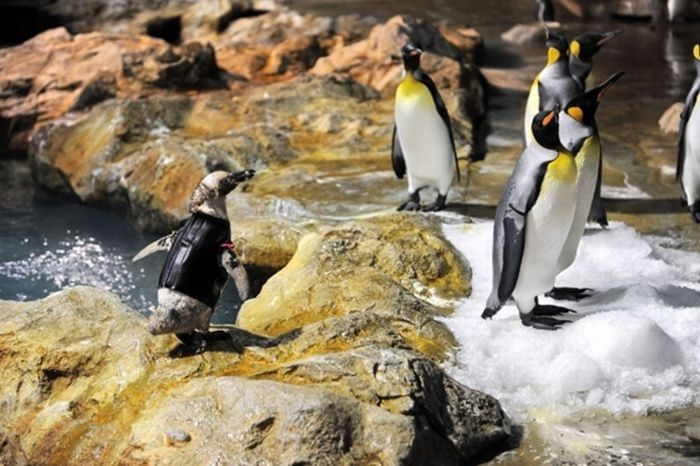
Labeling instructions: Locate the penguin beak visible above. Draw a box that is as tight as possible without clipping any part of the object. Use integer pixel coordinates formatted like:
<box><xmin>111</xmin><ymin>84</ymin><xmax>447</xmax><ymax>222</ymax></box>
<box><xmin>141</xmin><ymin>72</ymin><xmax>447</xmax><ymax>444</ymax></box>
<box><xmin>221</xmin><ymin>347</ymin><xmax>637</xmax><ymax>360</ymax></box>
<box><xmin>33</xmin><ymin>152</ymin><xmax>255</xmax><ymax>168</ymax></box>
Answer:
<box><xmin>408</xmin><ymin>48</ymin><xmax>422</xmax><ymax>57</ymax></box>
<box><xmin>542</xmin><ymin>111</ymin><xmax>556</xmax><ymax>127</ymax></box>
<box><xmin>595</xmin><ymin>71</ymin><xmax>625</xmax><ymax>103</ymax></box>
<box><xmin>597</xmin><ymin>29</ymin><xmax>623</xmax><ymax>47</ymax></box>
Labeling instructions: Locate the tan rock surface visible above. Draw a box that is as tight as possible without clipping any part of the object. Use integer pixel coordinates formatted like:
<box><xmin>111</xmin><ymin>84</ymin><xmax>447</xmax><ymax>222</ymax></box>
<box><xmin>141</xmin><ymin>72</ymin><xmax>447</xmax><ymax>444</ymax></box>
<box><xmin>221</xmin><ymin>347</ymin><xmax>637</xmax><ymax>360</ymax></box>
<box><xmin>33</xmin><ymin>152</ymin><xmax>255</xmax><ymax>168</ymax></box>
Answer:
<box><xmin>0</xmin><ymin>285</ymin><xmax>510</xmax><ymax>465</ymax></box>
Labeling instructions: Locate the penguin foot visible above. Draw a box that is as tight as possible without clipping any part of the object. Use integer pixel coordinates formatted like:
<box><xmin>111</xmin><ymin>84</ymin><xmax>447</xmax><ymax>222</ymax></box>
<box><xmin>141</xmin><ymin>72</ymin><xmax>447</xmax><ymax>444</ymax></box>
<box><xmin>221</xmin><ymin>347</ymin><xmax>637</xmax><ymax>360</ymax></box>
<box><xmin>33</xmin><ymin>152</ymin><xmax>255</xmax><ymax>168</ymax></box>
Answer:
<box><xmin>532</xmin><ymin>304</ymin><xmax>577</xmax><ymax>316</ymax></box>
<box><xmin>545</xmin><ymin>287</ymin><xmax>594</xmax><ymax>301</ymax></box>
<box><xmin>520</xmin><ymin>311</ymin><xmax>571</xmax><ymax>330</ymax></box>
<box><xmin>690</xmin><ymin>203</ymin><xmax>700</xmax><ymax>223</ymax></box>
<box><xmin>175</xmin><ymin>331</ymin><xmax>207</xmax><ymax>354</ymax></box>
<box><xmin>398</xmin><ymin>200</ymin><xmax>421</xmax><ymax>211</ymax></box>
<box><xmin>422</xmin><ymin>194</ymin><xmax>446</xmax><ymax>212</ymax></box>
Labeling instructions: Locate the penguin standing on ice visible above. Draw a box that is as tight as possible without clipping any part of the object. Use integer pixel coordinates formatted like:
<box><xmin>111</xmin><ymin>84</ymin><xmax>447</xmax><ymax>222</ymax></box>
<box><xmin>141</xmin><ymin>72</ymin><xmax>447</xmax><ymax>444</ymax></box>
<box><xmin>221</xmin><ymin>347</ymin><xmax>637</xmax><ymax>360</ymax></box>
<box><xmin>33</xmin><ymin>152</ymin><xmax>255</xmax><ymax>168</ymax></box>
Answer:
<box><xmin>483</xmin><ymin>107</ymin><xmax>592</xmax><ymax>329</ymax></box>
<box><xmin>568</xmin><ymin>30</ymin><xmax>623</xmax><ymax>227</ymax></box>
<box><xmin>524</xmin><ymin>30</ymin><xmax>580</xmax><ymax>146</ymax></box>
<box><xmin>548</xmin><ymin>73</ymin><xmax>625</xmax><ymax>301</ymax></box>
<box><xmin>133</xmin><ymin>169</ymin><xmax>255</xmax><ymax>350</ymax></box>
<box><xmin>392</xmin><ymin>43</ymin><xmax>460</xmax><ymax>212</ymax></box>
<box><xmin>677</xmin><ymin>44</ymin><xmax>700</xmax><ymax>222</ymax></box>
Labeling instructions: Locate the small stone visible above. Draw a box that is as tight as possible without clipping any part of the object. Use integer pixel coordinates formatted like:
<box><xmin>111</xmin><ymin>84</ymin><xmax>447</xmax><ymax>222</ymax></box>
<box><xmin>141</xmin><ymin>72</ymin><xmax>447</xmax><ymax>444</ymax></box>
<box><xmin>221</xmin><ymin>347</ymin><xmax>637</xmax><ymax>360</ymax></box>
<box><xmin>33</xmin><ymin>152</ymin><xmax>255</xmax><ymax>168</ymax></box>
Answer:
<box><xmin>165</xmin><ymin>429</ymin><xmax>192</xmax><ymax>446</ymax></box>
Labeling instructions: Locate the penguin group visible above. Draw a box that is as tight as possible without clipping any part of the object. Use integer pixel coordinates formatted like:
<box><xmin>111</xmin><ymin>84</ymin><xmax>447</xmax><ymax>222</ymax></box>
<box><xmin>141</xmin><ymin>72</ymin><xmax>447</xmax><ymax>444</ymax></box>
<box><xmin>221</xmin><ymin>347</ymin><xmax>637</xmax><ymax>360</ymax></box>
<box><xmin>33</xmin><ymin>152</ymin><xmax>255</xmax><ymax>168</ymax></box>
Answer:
<box><xmin>135</xmin><ymin>5</ymin><xmax>700</xmax><ymax>346</ymax></box>
<box><xmin>483</xmin><ymin>24</ymin><xmax>628</xmax><ymax>328</ymax></box>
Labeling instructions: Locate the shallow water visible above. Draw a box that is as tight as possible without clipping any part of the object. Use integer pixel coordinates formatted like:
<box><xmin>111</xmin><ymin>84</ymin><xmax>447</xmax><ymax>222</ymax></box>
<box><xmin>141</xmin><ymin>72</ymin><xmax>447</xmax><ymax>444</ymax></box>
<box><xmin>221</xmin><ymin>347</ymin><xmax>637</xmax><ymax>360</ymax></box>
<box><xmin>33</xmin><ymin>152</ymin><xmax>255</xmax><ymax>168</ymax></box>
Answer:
<box><xmin>0</xmin><ymin>161</ymin><xmax>241</xmax><ymax>323</ymax></box>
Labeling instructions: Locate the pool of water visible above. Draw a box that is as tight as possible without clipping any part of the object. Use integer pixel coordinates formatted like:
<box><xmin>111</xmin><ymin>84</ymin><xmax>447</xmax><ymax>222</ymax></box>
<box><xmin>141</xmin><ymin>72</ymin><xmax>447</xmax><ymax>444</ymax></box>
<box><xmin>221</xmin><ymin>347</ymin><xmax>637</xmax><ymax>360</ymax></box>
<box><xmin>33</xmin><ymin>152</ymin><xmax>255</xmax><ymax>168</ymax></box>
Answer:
<box><xmin>0</xmin><ymin>161</ymin><xmax>240</xmax><ymax>323</ymax></box>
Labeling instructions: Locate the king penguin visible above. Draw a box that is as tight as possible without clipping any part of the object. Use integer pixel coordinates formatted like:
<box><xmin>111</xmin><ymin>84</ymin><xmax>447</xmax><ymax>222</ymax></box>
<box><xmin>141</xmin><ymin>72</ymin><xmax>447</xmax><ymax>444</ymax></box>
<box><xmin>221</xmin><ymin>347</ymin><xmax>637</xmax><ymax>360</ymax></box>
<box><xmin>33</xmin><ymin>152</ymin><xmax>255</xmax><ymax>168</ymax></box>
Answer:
<box><xmin>677</xmin><ymin>44</ymin><xmax>700</xmax><ymax>222</ymax></box>
<box><xmin>536</xmin><ymin>0</ymin><xmax>555</xmax><ymax>22</ymax></box>
<box><xmin>483</xmin><ymin>108</ymin><xmax>592</xmax><ymax>329</ymax></box>
<box><xmin>524</xmin><ymin>30</ymin><xmax>580</xmax><ymax>146</ymax></box>
<box><xmin>393</xmin><ymin>43</ymin><xmax>460</xmax><ymax>212</ymax></box>
<box><xmin>546</xmin><ymin>72</ymin><xmax>625</xmax><ymax>301</ymax></box>
<box><xmin>568</xmin><ymin>30</ymin><xmax>623</xmax><ymax>227</ymax></box>
<box><xmin>133</xmin><ymin>169</ymin><xmax>255</xmax><ymax>351</ymax></box>
<box><xmin>569</xmin><ymin>30</ymin><xmax>623</xmax><ymax>91</ymax></box>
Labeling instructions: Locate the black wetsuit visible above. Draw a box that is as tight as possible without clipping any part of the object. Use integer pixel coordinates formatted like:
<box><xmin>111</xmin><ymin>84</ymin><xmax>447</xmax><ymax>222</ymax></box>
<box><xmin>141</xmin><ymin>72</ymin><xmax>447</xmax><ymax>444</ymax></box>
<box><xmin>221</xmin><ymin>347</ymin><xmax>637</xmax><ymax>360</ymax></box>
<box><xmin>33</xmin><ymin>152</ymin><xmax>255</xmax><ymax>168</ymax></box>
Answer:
<box><xmin>158</xmin><ymin>212</ymin><xmax>229</xmax><ymax>307</ymax></box>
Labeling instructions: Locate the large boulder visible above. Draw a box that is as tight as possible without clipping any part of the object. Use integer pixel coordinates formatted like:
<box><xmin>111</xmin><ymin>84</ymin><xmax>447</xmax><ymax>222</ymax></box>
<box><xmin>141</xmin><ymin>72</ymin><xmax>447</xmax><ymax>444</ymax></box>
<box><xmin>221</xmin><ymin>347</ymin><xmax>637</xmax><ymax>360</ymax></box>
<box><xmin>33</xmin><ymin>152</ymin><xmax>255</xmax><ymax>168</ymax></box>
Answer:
<box><xmin>0</xmin><ymin>28</ymin><xmax>221</xmax><ymax>157</ymax></box>
<box><xmin>0</xmin><ymin>284</ymin><xmax>510</xmax><ymax>465</ymax></box>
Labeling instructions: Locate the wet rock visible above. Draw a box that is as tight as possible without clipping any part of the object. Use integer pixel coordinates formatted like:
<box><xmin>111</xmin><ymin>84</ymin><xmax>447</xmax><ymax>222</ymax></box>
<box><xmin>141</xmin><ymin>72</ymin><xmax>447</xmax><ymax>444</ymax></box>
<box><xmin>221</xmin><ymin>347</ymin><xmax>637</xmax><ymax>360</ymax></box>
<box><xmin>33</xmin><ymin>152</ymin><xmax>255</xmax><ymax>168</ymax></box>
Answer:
<box><xmin>311</xmin><ymin>15</ymin><xmax>473</xmax><ymax>94</ymax></box>
<box><xmin>236</xmin><ymin>213</ymin><xmax>471</xmax><ymax>337</ymax></box>
<box><xmin>659</xmin><ymin>101</ymin><xmax>684</xmax><ymax>134</ymax></box>
<box><xmin>611</xmin><ymin>0</ymin><xmax>665</xmax><ymax>19</ymax></box>
<box><xmin>0</xmin><ymin>28</ymin><xmax>221</xmax><ymax>156</ymax></box>
<box><xmin>0</xmin><ymin>284</ymin><xmax>509</xmax><ymax>465</ymax></box>
<box><xmin>501</xmin><ymin>22</ymin><xmax>559</xmax><ymax>45</ymax></box>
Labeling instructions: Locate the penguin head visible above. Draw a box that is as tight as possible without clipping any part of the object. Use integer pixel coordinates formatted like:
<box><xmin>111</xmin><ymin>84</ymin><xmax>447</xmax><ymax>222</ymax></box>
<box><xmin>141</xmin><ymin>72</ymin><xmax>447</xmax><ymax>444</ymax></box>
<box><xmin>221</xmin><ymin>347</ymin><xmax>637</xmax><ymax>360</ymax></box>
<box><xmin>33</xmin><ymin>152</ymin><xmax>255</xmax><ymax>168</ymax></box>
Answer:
<box><xmin>531</xmin><ymin>107</ymin><xmax>562</xmax><ymax>150</ymax></box>
<box><xmin>544</xmin><ymin>29</ymin><xmax>569</xmax><ymax>65</ymax></box>
<box><xmin>563</xmin><ymin>71</ymin><xmax>625</xmax><ymax>127</ymax></box>
<box><xmin>570</xmin><ymin>30</ymin><xmax>623</xmax><ymax>63</ymax></box>
<box><xmin>401</xmin><ymin>43</ymin><xmax>422</xmax><ymax>72</ymax></box>
<box><xmin>559</xmin><ymin>72</ymin><xmax>624</xmax><ymax>152</ymax></box>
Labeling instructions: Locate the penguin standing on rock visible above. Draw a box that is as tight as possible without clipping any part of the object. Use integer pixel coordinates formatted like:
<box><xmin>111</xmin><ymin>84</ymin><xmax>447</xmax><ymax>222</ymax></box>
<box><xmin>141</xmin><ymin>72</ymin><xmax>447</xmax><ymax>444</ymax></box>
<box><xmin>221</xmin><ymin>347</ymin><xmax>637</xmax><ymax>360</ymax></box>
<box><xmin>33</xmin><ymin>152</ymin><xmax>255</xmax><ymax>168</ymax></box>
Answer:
<box><xmin>393</xmin><ymin>43</ymin><xmax>460</xmax><ymax>212</ymax></box>
<box><xmin>524</xmin><ymin>30</ymin><xmax>580</xmax><ymax>146</ymax></box>
<box><xmin>677</xmin><ymin>44</ymin><xmax>700</xmax><ymax>222</ymax></box>
<box><xmin>483</xmin><ymin>107</ymin><xmax>592</xmax><ymax>329</ymax></box>
<box><xmin>133</xmin><ymin>169</ymin><xmax>255</xmax><ymax>351</ymax></box>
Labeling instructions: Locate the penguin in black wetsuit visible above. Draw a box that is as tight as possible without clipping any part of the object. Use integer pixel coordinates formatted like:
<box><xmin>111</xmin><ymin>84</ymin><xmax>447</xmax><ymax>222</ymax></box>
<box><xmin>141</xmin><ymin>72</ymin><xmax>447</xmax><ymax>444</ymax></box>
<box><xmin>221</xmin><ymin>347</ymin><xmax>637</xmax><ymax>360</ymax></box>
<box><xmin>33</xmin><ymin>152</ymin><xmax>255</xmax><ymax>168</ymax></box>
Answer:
<box><xmin>133</xmin><ymin>169</ymin><xmax>254</xmax><ymax>350</ymax></box>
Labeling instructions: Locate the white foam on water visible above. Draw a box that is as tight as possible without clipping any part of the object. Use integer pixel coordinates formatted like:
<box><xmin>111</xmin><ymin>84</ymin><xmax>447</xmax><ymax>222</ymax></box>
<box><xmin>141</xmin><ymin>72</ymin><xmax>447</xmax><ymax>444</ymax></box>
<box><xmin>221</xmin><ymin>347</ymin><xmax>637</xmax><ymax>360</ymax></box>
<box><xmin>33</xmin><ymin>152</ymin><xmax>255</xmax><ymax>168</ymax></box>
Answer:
<box><xmin>442</xmin><ymin>221</ymin><xmax>700</xmax><ymax>421</ymax></box>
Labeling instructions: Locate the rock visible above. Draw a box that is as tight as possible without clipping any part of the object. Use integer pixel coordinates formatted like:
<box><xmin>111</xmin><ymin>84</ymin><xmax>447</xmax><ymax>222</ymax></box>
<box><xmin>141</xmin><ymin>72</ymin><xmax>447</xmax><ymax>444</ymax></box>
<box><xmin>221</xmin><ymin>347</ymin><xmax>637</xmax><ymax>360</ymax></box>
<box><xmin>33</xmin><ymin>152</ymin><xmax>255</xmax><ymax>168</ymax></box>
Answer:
<box><xmin>0</xmin><ymin>285</ymin><xmax>510</xmax><ymax>465</ymax></box>
<box><xmin>0</xmin><ymin>28</ymin><xmax>222</xmax><ymax>156</ymax></box>
<box><xmin>310</xmin><ymin>15</ymin><xmax>474</xmax><ymax>94</ymax></box>
<box><xmin>236</xmin><ymin>213</ymin><xmax>471</xmax><ymax>337</ymax></box>
<box><xmin>611</xmin><ymin>0</ymin><xmax>664</xmax><ymax>19</ymax></box>
<box><xmin>659</xmin><ymin>102</ymin><xmax>684</xmax><ymax>135</ymax></box>
<box><xmin>501</xmin><ymin>22</ymin><xmax>557</xmax><ymax>45</ymax></box>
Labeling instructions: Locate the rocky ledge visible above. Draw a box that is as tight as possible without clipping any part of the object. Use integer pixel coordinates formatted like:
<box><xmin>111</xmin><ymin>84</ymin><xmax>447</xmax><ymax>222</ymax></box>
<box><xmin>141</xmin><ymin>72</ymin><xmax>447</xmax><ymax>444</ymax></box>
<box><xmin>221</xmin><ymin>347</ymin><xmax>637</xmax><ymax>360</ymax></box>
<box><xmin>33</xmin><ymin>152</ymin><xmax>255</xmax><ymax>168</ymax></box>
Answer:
<box><xmin>0</xmin><ymin>212</ymin><xmax>511</xmax><ymax>465</ymax></box>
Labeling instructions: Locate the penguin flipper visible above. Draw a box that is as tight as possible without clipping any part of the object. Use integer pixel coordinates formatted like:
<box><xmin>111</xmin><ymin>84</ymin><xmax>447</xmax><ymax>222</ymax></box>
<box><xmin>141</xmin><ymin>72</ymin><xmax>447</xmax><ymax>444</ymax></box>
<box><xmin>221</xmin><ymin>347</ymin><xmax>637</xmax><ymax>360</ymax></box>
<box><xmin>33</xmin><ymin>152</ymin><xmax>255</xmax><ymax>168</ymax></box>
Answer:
<box><xmin>588</xmin><ymin>158</ymin><xmax>608</xmax><ymax>227</ymax></box>
<box><xmin>132</xmin><ymin>231</ymin><xmax>177</xmax><ymax>262</ymax></box>
<box><xmin>391</xmin><ymin>125</ymin><xmax>406</xmax><ymax>179</ymax></box>
<box><xmin>221</xmin><ymin>250</ymin><xmax>250</xmax><ymax>301</ymax></box>
<box><xmin>677</xmin><ymin>87</ymin><xmax>699</xmax><ymax>181</ymax></box>
<box><xmin>414</xmin><ymin>70</ymin><xmax>460</xmax><ymax>182</ymax></box>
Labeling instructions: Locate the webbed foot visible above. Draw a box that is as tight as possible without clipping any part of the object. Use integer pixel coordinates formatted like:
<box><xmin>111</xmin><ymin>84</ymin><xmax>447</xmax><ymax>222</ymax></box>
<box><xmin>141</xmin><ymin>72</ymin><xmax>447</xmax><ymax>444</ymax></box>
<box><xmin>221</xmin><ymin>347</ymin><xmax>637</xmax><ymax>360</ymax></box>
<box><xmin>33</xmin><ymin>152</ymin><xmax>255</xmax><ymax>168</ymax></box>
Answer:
<box><xmin>398</xmin><ymin>191</ymin><xmax>421</xmax><ymax>211</ymax></box>
<box><xmin>545</xmin><ymin>287</ymin><xmax>594</xmax><ymax>301</ymax></box>
<box><xmin>422</xmin><ymin>194</ymin><xmax>446</xmax><ymax>212</ymax></box>
<box><xmin>175</xmin><ymin>331</ymin><xmax>207</xmax><ymax>354</ymax></box>
<box><xmin>520</xmin><ymin>304</ymin><xmax>575</xmax><ymax>330</ymax></box>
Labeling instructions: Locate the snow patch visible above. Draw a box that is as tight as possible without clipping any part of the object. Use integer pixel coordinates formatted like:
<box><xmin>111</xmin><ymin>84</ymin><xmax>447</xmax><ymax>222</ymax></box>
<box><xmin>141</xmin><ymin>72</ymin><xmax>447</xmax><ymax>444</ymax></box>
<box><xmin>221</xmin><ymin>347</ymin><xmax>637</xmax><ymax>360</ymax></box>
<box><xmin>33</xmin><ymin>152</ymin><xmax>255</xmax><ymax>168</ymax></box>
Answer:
<box><xmin>442</xmin><ymin>221</ymin><xmax>700</xmax><ymax>420</ymax></box>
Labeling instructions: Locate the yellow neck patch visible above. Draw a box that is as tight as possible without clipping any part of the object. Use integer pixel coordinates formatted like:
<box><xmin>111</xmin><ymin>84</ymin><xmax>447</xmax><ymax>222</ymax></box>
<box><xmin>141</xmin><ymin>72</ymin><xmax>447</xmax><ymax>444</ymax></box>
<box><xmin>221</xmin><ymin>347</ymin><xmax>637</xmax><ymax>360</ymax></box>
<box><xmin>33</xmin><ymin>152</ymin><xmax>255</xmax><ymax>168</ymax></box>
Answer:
<box><xmin>547</xmin><ymin>47</ymin><xmax>561</xmax><ymax>65</ymax></box>
<box><xmin>570</xmin><ymin>41</ymin><xmax>581</xmax><ymax>59</ymax></box>
<box><xmin>694</xmin><ymin>44</ymin><xmax>700</xmax><ymax>60</ymax></box>
<box><xmin>397</xmin><ymin>74</ymin><xmax>427</xmax><ymax>100</ymax></box>
<box><xmin>547</xmin><ymin>152</ymin><xmax>576</xmax><ymax>183</ymax></box>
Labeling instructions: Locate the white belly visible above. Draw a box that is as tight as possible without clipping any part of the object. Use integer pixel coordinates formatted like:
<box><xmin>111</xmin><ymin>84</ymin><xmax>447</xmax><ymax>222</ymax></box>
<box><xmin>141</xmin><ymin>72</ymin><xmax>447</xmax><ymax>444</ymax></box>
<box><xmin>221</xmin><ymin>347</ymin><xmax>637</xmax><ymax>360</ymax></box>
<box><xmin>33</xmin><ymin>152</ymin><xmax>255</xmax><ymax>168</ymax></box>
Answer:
<box><xmin>682</xmin><ymin>104</ymin><xmax>700</xmax><ymax>205</ymax></box>
<box><xmin>395</xmin><ymin>99</ymin><xmax>455</xmax><ymax>194</ymax></box>
<box><xmin>557</xmin><ymin>136</ymin><xmax>600</xmax><ymax>273</ymax></box>
<box><xmin>513</xmin><ymin>169</ymin><xmax>577</xmax><ymax>313</ymax></box>
<box><xmin>524</xmin><ymin>78</ymin><xmax>539</xmax><ymax>146</ymax></box>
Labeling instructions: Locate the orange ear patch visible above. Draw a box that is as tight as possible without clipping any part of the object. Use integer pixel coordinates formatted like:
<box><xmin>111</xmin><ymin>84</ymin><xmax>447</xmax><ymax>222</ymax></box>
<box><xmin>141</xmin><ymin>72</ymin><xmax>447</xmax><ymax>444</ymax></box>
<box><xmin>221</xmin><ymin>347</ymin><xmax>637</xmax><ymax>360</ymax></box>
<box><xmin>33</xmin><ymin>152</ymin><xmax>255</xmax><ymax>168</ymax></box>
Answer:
<box><xmin>570</xmin><ymin>41</ymin><xmax>581</xmax><ymax>58</ymax></box>
<box><xmin>542</xmin><ymin>111</ymin><xmax>555</xmax><ymax>126</ymax></box>
<box><xmin>567</xmin><ymin>106</ymin><xmax>584</xmax><ymax>122</ymax></box>
<box><xmin>694</xmin><ymin>44</ymin><xmax>700</xmax><ymax>60</ymax></box>
<box><xmin>547</xmin><ymin>47</ymin><xmax>561</xmax><ymax>65</ymax></box>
